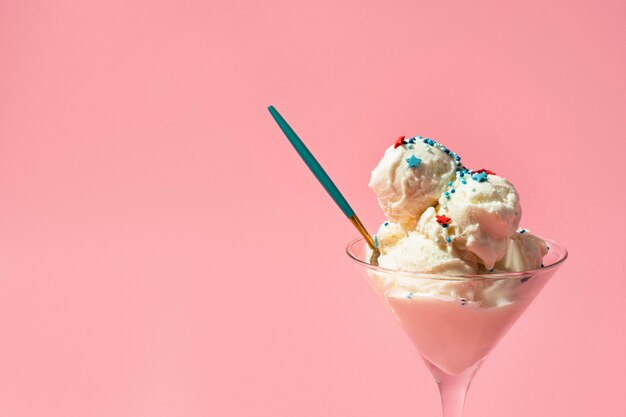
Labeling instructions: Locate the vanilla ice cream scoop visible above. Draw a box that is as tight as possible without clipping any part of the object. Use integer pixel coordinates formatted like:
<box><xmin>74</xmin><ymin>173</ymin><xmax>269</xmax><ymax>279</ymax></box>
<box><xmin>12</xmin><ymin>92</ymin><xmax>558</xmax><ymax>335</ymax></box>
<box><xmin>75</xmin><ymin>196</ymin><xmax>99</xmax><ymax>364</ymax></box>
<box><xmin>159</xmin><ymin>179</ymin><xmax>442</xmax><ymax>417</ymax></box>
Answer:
<box><xmin>494</xmin><ymin>230</ymin><xmax>548</xmax><ymax>272</ymax></box>
<box><xmin>433</xmin><ymin>171</ymin><xmax>521</xmax><ymax>269</ymax></box>
<box><xmin>369</xmin><ymin>137</ymin><xmax>459</xmax><ymax>226</ymax></box>
<box><xmin>376</xmin><ymin>221</ymin><xmax>478</xmax><ymax>275</ymax></box>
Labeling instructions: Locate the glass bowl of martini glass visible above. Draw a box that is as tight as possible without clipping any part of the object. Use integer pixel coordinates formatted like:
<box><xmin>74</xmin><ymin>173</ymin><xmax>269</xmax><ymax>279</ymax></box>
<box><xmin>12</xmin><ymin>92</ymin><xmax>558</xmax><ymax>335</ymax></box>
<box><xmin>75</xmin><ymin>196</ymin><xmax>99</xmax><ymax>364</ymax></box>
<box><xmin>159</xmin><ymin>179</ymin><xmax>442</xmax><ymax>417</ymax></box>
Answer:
<box><xmin>347</xmin><ymin>236</ymin><xmax>567</xmax><ymax>417</ymax></box>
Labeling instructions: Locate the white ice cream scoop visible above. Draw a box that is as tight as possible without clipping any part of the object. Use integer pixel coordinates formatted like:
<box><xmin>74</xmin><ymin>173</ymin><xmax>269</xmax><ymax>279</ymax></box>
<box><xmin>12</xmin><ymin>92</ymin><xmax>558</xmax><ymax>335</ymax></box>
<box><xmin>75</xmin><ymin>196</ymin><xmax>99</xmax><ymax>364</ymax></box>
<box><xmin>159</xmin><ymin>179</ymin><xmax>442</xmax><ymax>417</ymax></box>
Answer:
<box><xmin>435</xmin><ymin>171</ymin><xmax>521</xmax><ymax>269</ymax></box>
<box><xmin>369</xmin><ymin>136</ymin><xmax>460</xmax><ymax>226</ymax></box>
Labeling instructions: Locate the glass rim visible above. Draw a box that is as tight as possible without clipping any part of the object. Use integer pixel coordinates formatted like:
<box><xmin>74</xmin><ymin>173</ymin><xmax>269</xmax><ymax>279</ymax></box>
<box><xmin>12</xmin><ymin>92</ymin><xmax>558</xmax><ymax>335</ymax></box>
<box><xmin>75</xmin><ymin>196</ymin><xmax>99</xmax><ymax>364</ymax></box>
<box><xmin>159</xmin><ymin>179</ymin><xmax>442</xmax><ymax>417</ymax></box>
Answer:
<box><xmin>345</xmin><ymin>235</ymin><xmax>568</xmax><ymax>281</ymax></box>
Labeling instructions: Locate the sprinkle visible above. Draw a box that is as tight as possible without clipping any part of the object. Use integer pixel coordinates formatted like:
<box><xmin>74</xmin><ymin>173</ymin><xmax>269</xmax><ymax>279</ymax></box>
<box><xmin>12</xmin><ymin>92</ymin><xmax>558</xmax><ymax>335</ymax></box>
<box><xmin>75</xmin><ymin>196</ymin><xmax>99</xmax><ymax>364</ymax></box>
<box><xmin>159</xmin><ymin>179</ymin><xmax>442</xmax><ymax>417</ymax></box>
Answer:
<box><xmin>374</xmin><ymin>235</ymin><xmax>379</xmax><ymax>248</ymax></box>
<box><xmin>406</xmin><ymin>155</ymin><xmax>422</xmax><ymax>168</ymax></box>
<box><xmin>408</xmin><ymin>137</ymin><xmax>416</xmax><ymax>144</ymax></box>
<box><xmin>393</xmin><ymin>135</ymin><xmax>406</xmax><ymax>149</ymax></box>
<box><xmin>384</xmin><ymin>221</ymin><xmax>389</xmax><ymax>226</ymax></box>
<box><xmin>547</xmin><ymin>245</ymin><xmax>550</xmax><ymax>251</ymax></box>
<box><xmin>461</xmin><ymin>179</ymin><xmax>467</xmax><ymax>184</ymax></box>
<box><xmin>448</xmin><ymin>182</ymin><xmax>453</xmax><ymax>186</ymax></box>
<box><xmin>450</xmin><ymin>189</ymin><xmax>455</xmax><ymax>193</ymax></box>
<box><xmin>436</xmin><ymin>214</ymin><xmax>452</xmax><ymax>226</ymax></box>
<box><xmin>519</xmin><ymin>229</ymin><xmax>526</xmax><ymax>234</ymax></box>
<box><xmin>455</xmin><ymin>155</ymin><xmax>461</xmax><ymax>161</ymax></box>
<box><xmin>460</xmin><ymin>298</ymin><xmax>467</xmax><ymax>306</ymax></box>
<box><xmin>489</xmin><ymin>268</ymin><xmax>494</xmax><ymax>272</ymax></box>
<box><xmin>407</xmin><ymin>292</ymin><xmax>413</xmax><ymax>299</ymax></box>
<box><xmin>472</xmin><ymin>172</ymin><xmax>488</xmax><ymax>182</ymax></box>
<box><xmin>446</xmin><ymin>237</ymin><xmax>452</xmax><ymax>243</ymax></box>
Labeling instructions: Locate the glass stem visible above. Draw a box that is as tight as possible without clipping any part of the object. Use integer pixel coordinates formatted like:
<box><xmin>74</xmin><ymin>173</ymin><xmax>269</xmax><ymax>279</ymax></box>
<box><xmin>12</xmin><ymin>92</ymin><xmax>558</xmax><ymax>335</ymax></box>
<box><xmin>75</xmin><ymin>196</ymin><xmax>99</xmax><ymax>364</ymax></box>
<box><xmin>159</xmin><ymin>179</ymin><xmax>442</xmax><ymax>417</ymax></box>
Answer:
<box><xmin>425</xmin><ymin>361</ymin><xmax>480</xmax><ymax>417</ymax></box>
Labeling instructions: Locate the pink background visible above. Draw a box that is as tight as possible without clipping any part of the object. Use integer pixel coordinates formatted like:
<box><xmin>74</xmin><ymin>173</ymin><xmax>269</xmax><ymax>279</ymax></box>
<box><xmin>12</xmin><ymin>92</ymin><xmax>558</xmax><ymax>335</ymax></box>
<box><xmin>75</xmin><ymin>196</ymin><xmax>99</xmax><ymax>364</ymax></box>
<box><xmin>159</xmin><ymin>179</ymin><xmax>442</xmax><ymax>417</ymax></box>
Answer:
<box><xmin>1</xmin><ymin>1</ymin><xmax>624</xmax><ymax>416</ymax></box>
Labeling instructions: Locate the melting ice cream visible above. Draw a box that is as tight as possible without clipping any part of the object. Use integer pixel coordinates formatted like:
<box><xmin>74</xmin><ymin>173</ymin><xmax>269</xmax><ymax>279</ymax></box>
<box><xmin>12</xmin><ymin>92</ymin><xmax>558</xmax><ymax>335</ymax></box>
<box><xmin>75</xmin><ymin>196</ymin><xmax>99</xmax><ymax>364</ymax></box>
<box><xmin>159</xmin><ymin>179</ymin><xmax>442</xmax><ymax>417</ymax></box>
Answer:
<box><xmin>369</xmin><ymin>135</ymin><xmax>547</xmax><ymax>277</ymax></box>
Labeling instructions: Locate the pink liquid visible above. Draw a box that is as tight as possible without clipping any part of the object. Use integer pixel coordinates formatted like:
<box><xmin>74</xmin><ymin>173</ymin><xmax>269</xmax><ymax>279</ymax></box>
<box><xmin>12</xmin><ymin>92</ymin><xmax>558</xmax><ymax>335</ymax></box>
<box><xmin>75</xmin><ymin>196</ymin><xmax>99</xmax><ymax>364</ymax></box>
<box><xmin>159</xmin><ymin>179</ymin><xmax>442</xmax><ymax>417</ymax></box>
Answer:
<box><xmin>385</xmin><ymin>294</ymin><xmax>531</xmax><ymax>374</ymax></box>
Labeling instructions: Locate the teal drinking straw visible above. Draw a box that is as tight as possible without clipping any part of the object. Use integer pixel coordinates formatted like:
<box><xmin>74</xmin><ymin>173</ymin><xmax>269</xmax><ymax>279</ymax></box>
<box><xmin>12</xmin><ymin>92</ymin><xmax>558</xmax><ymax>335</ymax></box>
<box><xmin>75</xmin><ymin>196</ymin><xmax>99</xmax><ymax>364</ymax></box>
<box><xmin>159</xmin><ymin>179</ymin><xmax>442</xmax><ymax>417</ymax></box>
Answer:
<box><xmin>268</xmin><ymin>105</ymin><xmax>377</xmax><ymax>250</ymax></box>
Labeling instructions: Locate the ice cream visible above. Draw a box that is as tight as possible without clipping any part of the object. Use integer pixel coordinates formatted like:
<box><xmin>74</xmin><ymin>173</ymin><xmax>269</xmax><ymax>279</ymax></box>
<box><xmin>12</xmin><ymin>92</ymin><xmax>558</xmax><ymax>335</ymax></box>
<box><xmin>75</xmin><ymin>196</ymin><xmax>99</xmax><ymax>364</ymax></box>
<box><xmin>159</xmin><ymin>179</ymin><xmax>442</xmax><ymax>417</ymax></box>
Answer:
<box><xmin>432</xmin><ymin>173</ymin><xmax>521</xmax><ymax>270</ymax></box>
<box><xmin>494</xmin><ymin>230</ymin><xmax>548</xmax><ymax>272</ymax></box>
<box><xmin>369</xmin><ymin>136</ymin><xmax>459</xmax><ymax>226</ymax></box>
<box><xmin>361</xmin><ymin>135</ymin><xmax>558</xmax><ymax>376</ymax></box>
<box><xmin>376</xmin><ymin>226</ymin><xmax>477</xmax><ymax>275</ymax></box>
<box><xmin>370</xmin><ymin>136</ymin><xmax>546</xmax><ymax>277</ymax></box>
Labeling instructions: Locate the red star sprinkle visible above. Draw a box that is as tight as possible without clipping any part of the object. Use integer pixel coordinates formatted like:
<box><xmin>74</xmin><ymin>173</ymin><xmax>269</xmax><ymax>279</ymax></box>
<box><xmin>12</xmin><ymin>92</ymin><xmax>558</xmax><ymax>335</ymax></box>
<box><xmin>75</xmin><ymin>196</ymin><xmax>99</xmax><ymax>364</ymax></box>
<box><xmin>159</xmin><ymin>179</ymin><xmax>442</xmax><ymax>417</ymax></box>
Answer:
<box><xmin>436</xmin><ymin>215</ymin><xmax>452</xmax><ymax>225</ymax></box>
<box><xmin>474</xmin><ymin>169</ymin><xmax>496</xmax><ymax>175</ymax></box>
<box><xmin>393</xmin><ymin>135</ymin><xmax>406</xmax><ymax>149</ymax></box>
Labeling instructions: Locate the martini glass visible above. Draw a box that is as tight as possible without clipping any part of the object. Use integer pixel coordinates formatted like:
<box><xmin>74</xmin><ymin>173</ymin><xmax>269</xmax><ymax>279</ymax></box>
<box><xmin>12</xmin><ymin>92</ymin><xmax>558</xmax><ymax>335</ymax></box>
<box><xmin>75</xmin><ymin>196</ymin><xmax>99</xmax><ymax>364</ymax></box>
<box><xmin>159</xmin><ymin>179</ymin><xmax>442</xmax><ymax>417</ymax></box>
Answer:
<box><xmin>347</xmin><ymin>237</ymin><xmax>567</xmax><ymax>417</ymax></box>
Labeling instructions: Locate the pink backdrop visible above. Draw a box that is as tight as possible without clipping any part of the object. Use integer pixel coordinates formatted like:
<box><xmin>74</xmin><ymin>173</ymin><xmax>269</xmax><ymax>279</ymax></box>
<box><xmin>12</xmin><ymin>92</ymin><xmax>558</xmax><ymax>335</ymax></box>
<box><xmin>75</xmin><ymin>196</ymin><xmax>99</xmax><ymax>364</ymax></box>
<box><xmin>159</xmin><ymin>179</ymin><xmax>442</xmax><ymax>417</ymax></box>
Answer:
<box><xmin>1</xmin><ymin>1</ymin><xmax>624</xmax><ymax>416</ymax></box>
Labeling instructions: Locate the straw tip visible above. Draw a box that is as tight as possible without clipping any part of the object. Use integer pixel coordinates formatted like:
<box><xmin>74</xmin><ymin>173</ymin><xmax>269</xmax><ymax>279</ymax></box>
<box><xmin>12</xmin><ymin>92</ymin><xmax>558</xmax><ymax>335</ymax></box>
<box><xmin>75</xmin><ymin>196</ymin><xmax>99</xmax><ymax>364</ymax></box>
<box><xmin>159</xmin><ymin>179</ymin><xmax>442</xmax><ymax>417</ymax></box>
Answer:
<box><xmin>267</xmin><ymin>105</ymin><xmax>276</xmax><ymax>112</ymax></box>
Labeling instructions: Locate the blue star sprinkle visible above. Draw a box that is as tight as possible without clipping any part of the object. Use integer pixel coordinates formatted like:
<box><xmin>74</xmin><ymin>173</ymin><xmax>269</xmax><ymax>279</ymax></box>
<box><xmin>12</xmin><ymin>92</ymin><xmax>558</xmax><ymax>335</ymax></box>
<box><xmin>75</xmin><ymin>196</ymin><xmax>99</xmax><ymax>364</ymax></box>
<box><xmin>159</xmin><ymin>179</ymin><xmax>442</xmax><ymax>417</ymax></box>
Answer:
<box><xmin>472</xmin><ymin>172</ymin><xmax>488</xmax><ymax>182</ymax></box>
<box><xmin>406</xmin><ymin>155</ymin><xmax>422</xmax><ymax>168</ymax></box>
<box><xmin>374</xmin><ymin>235</ymin><xmax>379</xmax><ymax>248</ymax></box>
